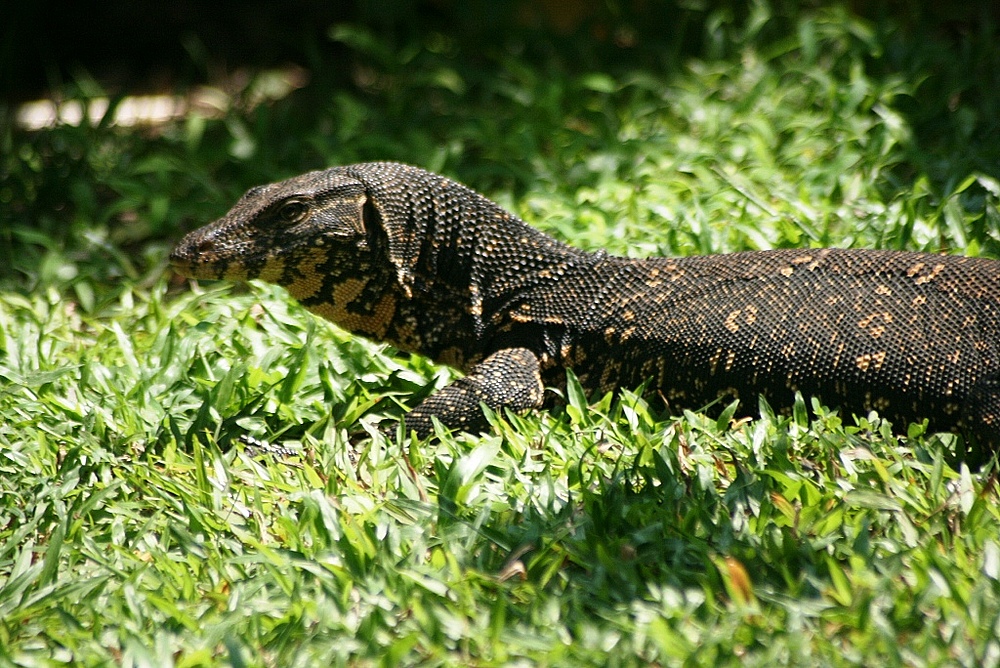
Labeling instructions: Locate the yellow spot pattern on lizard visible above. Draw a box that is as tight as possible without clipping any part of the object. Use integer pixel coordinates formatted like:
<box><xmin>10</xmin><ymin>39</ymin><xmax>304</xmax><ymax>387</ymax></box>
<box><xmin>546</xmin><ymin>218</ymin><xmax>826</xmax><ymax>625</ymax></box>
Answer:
<box><xmin>307</xmin><ymin>278</ymin><xmax>398</xmax><ymax>340</ymax></box>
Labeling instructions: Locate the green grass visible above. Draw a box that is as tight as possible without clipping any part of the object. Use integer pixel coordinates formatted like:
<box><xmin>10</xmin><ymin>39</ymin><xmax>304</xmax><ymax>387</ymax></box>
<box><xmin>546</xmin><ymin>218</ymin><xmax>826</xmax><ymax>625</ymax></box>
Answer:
<box><xmin>3</xmin><ymin>3</ymin><xmax>1000</xmax><ymax>666</ymax></box>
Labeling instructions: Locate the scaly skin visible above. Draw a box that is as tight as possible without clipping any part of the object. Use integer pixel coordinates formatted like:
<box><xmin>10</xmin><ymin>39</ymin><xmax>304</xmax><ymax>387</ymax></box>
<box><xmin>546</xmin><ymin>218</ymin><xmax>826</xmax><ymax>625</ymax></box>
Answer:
<box><xmin>171</xmin><ymin>162</ymin><xmax>1000</xmax><ymax>450</ymax></box>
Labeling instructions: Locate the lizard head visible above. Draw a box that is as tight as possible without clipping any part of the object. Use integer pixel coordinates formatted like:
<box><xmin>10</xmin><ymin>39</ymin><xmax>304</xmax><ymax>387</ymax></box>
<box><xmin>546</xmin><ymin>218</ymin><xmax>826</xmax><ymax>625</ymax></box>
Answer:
<box><xmin>172</xmin><ymin>162</ymin><xmax>489</xmax><ymax>300</ymax></box>
<box><xmin>171</xmin><ymin>162</ymin><xmax>500</xmax><ymax>342</ymax></box>
<box><xmin>169</xmin><ymin>168</ymin><xmax>374</xmax><ymax>285</ymax></box>
<box><xmin>170</xmin><ymin>164</ymin><xmax>434</xmax><ymax>340</ymax></box>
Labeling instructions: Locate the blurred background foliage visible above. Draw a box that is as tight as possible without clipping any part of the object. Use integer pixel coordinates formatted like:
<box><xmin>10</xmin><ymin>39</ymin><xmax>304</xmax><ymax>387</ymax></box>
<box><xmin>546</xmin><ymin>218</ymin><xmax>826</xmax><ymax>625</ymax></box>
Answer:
<box><xmin>2</xmin><ymin>0</ymin><xmax>999</xmax><ymax>302</ymax></box>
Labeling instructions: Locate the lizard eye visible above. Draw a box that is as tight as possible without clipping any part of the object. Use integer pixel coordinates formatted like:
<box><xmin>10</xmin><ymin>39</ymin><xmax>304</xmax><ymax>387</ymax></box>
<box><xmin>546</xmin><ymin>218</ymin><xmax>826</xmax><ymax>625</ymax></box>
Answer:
<box><xmin>277</xmin><ymin>199</ymin><xmax>310</xmax><ymax>224</ymax></box>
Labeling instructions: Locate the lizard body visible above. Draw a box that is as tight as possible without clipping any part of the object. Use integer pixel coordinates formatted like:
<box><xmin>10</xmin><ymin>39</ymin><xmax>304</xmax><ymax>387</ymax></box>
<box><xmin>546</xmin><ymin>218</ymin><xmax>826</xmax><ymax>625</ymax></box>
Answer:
<box><xmin>170</xmin><ymin>162</ymin><xmax>1000</xmax><ymax>449</ymax></box>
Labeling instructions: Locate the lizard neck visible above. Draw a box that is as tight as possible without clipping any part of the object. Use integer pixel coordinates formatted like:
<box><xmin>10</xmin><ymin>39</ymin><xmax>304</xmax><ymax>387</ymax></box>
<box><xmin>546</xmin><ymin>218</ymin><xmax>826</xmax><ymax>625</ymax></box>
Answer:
<box><xmin>283</xmin><ymin>243</ymin><xmax>406</xmax><ymax>344</ymax></box>
<box><xmin>406</xmin><ymin>202</ymin><xmax>589</xmax><ymax>364</ymax></box>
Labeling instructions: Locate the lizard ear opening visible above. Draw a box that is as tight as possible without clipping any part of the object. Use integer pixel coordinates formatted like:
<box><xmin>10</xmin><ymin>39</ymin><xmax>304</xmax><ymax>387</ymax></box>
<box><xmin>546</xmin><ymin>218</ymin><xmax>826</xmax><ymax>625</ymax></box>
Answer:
<box><xmin>361</xmin><ymin>196</ymin><xmax>380</xmax><ymax>233</ymax></box>
<box><xmin>361</xmin><ymin>192</ymin><xmax>415</xmax><ymax>298</ymax></box>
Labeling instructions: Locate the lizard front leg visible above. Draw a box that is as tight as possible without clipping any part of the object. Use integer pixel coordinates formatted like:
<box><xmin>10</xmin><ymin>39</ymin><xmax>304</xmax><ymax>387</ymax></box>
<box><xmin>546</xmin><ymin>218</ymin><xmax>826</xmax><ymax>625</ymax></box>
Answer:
<box><xmin>402</xmin><ymin>347</ymin><xmax>545</xmax><ymax>438</ymax></box>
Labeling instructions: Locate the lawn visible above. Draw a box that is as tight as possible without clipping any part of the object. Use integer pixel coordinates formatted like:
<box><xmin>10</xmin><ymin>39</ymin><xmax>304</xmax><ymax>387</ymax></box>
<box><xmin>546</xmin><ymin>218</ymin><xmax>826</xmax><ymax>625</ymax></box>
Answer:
<box><xmin>2</xmin><ymin>2</ymin><xmax>1000</xmax><ymax>666</ymax></box>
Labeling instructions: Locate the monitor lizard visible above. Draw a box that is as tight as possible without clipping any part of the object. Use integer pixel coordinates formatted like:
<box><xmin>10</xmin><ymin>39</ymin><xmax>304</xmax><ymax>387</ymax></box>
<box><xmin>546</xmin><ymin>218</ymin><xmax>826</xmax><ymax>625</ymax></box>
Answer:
<box><xmin>170</xmin><ymin>162</ymin><xmax>1000</xmax><ymax>451</ymax></box>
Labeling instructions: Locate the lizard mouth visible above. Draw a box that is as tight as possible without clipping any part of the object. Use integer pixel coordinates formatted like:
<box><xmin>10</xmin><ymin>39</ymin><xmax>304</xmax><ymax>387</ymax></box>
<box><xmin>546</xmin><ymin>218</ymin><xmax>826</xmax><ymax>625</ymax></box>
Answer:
<box><xmin>169</xmin><ymin>235</ymin><xmax>216</xmax><ymax>279</ymax></box>
<box><xmin>171</xmin><ymin>231</ymin><xmax>314</xmax><ymax>283</ymax></box>
<box><xmin>169</xmin><ymin>234</ymin><xmax>251</xmax><ymax>281</ymax></box>
<box><xmin>168</xmin><ymin>246</ymin><xmax>200</xmax><ymax>277</ymax></box>
<box><xmin>169</xmin><ymin>253</ymin><xmax>228</xmax><ymax>281</ymax></box>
